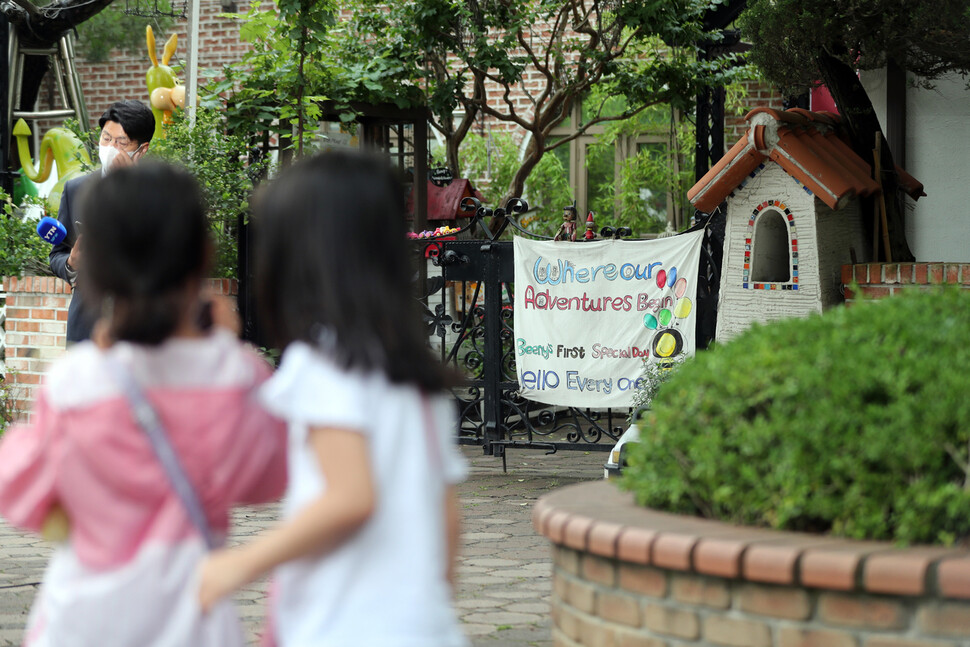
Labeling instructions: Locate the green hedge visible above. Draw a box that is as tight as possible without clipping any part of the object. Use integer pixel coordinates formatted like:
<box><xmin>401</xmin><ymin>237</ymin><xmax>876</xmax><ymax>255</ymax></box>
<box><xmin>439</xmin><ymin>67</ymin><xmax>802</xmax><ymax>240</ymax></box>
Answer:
<box><xmin>0</xmin><ymin>193</ymin><xmax>50</xmax><ymax>277</ymax></box>
<box><xmin>621</xmin><ymin>288</ymin><xmax>970</xmax><ymax>545</ymax></box>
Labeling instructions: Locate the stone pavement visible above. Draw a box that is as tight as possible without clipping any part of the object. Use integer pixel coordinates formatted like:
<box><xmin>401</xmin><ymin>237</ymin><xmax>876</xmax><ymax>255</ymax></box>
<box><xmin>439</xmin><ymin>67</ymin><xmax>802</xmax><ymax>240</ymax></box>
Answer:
<box><xmin>0</xmin><ymin>445</ymin><xmax>606</xmax><ymax>646</ymax></box>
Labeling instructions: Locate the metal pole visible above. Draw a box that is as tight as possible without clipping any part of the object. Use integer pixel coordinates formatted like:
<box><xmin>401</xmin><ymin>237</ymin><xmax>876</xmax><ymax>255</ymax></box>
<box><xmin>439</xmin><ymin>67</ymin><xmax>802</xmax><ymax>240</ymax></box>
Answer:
<box><xmin>184</xmin><ymin>0</ymin><xmax>201</xmax><ymax>126</ymax></box>
<box><xmin>1</xmin><ymin>15</ymin><xmax>11</xmax><ymax>196</ymax></box>
<box><xmin>694</xmin><ymin>85</ymin><xmax>710</xmax><ymax>182</ymax></box>
<box><xmin>481</xmin><ymin>243</ymin><xmax>504</xmax><ymax>459</ymax></box>
<box><xmin>711</xmin><ymin>85</ymin><xmax>725</xmax><ymax>167</ymax></box>
<box><xmin>62</xmin><ymin>34</ymin><xmax>89</xmax><ymax>128</ymax></box>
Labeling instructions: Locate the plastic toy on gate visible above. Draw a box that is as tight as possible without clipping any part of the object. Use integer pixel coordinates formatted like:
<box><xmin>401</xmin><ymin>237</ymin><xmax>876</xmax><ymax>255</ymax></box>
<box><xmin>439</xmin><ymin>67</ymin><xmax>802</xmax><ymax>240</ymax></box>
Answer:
<box><xmin>12</xmin><ymin>118</ymin><xmax>92</xmax><ymax>216</ymax></box>
<box><xmin>145</xmin><ymin>26</ymin><xmax>186</xmax><ymax>139</ymax></box>
<box><xmin>554</xmin><ymin>204</ymin><xmax>578</xmax><ymax>241</ymax></box>
<box><xmin>583</xmin><ymin>211</ymin><xmax>596</xmax><ymax>240</ymax></box>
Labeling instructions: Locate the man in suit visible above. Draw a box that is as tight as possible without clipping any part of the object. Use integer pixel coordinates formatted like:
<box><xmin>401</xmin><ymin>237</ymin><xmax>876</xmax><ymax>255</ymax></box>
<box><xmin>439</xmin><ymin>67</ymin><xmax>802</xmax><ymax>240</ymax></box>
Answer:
<box><xmin>49</xmin><ymin>100</ymin><xmax>155</xmax><ymax>344</ymax></box>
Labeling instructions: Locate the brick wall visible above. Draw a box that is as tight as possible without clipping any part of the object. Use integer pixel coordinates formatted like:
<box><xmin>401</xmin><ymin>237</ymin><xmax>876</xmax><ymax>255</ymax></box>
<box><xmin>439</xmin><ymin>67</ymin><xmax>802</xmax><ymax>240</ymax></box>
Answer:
<box><xmin>842</xmin><ymin>263</ymin><xmax>970</xmax><ymax>304</ymax></box>
<box><xmin>535</xmin><ymin>481</ymin><xmax>970</xmax><ymax>647</ymax></box>
<box><xmin>0</xmin><ymin>276</ymin><xmax>237</xmax><ymax>423</ymax></box>
<box><xmin>725</xmin><ymin>80</ymin><xmax>786</xmax><ymax>151</ymax></box>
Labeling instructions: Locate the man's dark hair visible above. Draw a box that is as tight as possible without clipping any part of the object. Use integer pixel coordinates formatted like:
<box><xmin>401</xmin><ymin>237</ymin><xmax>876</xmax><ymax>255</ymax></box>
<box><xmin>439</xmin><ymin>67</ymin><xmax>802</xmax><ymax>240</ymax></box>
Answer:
<box><xmin>78</xmin><ymin>161</ymin><xmax>208</xmax><ymax>344</ymax></box>
<box><xmin>98</xmin><ymin>100</ymin><xmax>155</xmax><ymax>145</ymax></box>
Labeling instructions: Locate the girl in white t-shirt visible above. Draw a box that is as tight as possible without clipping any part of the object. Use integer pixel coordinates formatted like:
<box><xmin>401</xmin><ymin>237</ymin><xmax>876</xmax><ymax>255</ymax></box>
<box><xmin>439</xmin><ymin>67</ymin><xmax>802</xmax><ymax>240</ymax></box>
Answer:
<box><xmin>199</xmin><ymin>151</ymin><xmax>469</xmax><ymax>647</ymax></box>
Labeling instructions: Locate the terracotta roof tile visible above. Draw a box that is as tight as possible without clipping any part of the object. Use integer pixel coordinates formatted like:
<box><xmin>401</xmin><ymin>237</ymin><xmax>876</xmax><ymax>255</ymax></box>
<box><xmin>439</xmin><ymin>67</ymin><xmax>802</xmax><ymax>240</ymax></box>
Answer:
<box><xmin>773</xmin><ymin>128</ymin><xmax>859</xmax><ymax>207</ymax></box>
<box><xmin>689</xmin><ymin>107</ymin><xmax>922</xmax><ymax>213</ymax></box>
<box><xmin>744</xmin><ymin>106</ymin><xmax>808</xmax><ymax>125</ymax></box>
<box><xmin>804</xmin><ymin>129</ymin><xmax>878</xmax><ymax>198</ymax></box>
<box><xmin>895</xmin><ymin>165</ymin><xmax>927</xmax><ymax>200</ymax></box>
<box><xmin>687</xmin><ymin>135</ymin><xmax>767</xmax><ymax>213</ymax></box>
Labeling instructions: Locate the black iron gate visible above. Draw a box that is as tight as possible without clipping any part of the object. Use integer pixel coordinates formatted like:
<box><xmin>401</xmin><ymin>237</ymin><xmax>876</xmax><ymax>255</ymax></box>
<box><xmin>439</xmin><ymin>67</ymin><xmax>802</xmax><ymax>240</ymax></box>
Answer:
<box><xmin>414</xmin><ymin>198</ymin><xmax>724</xmax><ymax>468</ymax></box>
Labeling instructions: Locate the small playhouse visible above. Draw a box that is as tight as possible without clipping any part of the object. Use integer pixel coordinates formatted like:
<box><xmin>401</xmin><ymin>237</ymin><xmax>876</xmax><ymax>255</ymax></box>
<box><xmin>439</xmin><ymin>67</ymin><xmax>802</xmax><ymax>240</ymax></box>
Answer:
<box><xmin>407</xmin><ymin>178</ymin><xmax>485</xmax><ymax>231</ymax></box>
<box><xmin>687</xmin><ymin>107</ymin><xmax>924</xmax><ymax>343</ymax></box>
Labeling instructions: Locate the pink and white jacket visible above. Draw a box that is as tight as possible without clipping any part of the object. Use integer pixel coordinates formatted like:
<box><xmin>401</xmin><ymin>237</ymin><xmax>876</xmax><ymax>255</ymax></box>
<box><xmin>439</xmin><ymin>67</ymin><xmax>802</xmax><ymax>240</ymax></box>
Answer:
<box><xmin>0</xmin><ymin>330</ymin><xmax>287</xmax><ymax>647</ymax></box>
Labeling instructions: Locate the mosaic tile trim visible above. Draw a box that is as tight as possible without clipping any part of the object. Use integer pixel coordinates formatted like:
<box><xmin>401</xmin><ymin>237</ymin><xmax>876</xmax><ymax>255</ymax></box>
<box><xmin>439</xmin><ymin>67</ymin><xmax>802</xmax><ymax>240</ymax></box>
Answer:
<box><xmin>789</xmin><ymin>172</ymin><xmax>814</xmax><ymax>197</ymax></box>
<box><xmin>743</xmin><ymin>199</ymin><xmax>799</xmax><ymax>291</ymax></box>
<box><xmin>728</xmin><ymin>163</ymin><xmax>767</xmax><ymax>200</ymax></box>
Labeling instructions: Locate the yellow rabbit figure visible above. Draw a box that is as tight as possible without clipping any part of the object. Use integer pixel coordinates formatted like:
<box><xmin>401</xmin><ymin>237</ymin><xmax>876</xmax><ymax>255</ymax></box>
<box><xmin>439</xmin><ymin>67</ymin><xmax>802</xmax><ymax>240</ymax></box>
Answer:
<box><xmin>146</xmin><ymin>26</ymin><xmax>186</xmax><ymax>139</ymax></box>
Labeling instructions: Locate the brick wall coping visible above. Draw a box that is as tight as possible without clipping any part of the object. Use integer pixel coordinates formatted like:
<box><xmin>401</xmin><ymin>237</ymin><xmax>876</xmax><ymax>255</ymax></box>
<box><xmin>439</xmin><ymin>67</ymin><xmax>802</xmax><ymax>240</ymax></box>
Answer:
<box><xmin>1</xmin><ymin>276</ymin><xmax>73</xmax><ymax>294</ymax></box>
<box><xmin>533</xmin><ymin>481</ymin><xmax>970</xmax><ymax>600</ymax></box>
<box><xmin>841</xmin><ymin>262</ymin><xmax>970</xmax><ymax>287</ymax></box>
<box><xmin>1</xmin><ymin>276</ymin><xmax>239</xmax><ymax>295</ymax></box>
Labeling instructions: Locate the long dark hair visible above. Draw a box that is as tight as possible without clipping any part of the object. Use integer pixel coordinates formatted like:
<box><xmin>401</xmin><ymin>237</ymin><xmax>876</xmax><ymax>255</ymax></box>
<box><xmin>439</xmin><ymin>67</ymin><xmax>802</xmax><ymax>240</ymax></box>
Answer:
<box><xmin>79</xmin><ymin>162</ymin><xmax>208</xmax><ymax>344</ymax></box>
<box><xmin>254</xmin><ymin>150</ymin><xmax>453</xmax><ymax>392</ymax></box>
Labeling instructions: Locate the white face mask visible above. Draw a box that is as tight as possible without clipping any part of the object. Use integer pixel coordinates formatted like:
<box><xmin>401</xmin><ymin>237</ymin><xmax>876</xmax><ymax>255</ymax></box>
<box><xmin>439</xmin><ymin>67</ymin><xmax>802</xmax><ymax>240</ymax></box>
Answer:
<box><xmin>98</xmin><ymin>145</ymin><xmax>140</xmax><ymax>173</ymax></box>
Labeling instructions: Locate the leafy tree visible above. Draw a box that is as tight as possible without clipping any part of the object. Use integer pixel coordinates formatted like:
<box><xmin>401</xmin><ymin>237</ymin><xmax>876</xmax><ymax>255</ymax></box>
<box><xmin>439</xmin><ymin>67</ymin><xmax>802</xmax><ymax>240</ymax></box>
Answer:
<box><xmin>208</xmin><ymin>0</ymin><xmax>745</xmax><ymax>210</ymax></box>
<box><xmin>739</xmin><ymin>0</ymin><xmax>970</xmax><ymax>262</ymax></box>
<box><xmin>335</xmin><ymin>0</ymin><xmax>748</xmax><ymax>208</ymax></box>
<box><xmin>73</xmin><ymin>3</ymin><xmax>174</xmax><ymax>62</ymax></box>
<box><xmin>436</xmin><ymin>132</ymin><xmax>573</xmax><ymax>235</ymax></box>
<box><xmin>201</xmin><ymin>0</ymin><xmax>336</xmax><ymax>157</ymax></box>
<box><xmin>148</xmin><ymin>107</ymin><xmax>266</xmax><ymax>277</ymax></box>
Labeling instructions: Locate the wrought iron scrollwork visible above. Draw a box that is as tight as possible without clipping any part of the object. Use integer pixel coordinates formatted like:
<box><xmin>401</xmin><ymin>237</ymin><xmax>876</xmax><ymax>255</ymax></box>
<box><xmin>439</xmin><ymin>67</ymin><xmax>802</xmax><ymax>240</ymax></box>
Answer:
<box><xmin>411</xmin><ymin>196</ymin><xmax>633</xmax><ymax>463</ymax></box>
<box><xmin>600</xmin><ymin>226</ymin><xmax>633</xmax><ymax>239</ymax></box>
<box><xmin>423</xmin><ymin>303</ymin><xmax>453</xmax><ymax>340</ymax></box>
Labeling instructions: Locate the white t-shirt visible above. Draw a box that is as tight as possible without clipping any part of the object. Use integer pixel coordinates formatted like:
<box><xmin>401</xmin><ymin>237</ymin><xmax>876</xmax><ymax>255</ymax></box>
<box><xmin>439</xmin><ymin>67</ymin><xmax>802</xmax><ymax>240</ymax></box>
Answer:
<box><xmin>260</xmin><ymin>342</ymin><xmax>470</xmax><ymax>647</ymax></box>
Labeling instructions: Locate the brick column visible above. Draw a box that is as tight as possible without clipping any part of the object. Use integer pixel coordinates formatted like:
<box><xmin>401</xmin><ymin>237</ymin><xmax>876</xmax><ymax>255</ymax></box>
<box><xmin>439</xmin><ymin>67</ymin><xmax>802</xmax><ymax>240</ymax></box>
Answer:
<box><xmin>1</xmin><ymin>276</ymin><xmax>71</xmax><ymax>422</ymax></box>
<box><xmin>1</xmin><ymin>276</ymin><xmax>238</xmax><ymax>423</ymax></box>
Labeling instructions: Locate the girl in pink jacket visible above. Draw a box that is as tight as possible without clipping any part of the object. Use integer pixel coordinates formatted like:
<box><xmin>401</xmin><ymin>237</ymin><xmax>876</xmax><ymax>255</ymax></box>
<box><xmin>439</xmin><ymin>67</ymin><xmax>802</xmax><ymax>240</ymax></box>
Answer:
<box><xmin>0</xmin><ymin>162</ymin><xmax>287</xmax><ymax>647</ymax></box>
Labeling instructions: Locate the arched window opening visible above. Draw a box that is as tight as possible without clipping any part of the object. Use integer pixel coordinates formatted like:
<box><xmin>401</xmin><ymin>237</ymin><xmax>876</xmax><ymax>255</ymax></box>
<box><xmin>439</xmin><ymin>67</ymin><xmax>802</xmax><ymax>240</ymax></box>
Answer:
<box><xmin>751</xmin><ymin>210</ymin><xmax>791</xmax><ymax>282</ymax></box>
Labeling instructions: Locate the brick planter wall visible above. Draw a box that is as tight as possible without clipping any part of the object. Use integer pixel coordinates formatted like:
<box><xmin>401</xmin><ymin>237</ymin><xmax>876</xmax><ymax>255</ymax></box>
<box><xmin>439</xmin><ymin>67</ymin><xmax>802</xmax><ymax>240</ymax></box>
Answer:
<box><xmin>1</xmin><ymin>276</ymin><xmax>238</xmax><ymax>422</ymax></box>
<box><xmin>534</xmin><ymin>481</ymin><xmax>970</xmax><ymax>647</ymax></box>
<box><xmin>842</xmin><ymin>262</ymin><xmax>970</xmax><ymax>304</ymax></box>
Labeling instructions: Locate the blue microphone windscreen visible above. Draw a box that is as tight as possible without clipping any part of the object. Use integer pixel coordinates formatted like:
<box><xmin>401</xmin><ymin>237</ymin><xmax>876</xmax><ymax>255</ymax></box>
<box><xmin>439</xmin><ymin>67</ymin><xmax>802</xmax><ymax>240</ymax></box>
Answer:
<box><xmin>36</xmin><ymin>217</ymin><xmax>68</xmax><ymax>245</ymax></box>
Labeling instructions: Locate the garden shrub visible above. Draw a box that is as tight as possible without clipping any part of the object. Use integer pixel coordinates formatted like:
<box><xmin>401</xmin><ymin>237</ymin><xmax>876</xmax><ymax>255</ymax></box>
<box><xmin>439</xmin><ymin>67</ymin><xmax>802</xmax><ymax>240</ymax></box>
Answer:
<box><xmin>620</xmin><ymin>288</ymin><xmax>970</xmax><ymax>545</ymax></box>
<box><xmin>0</xmin><ymin>191</ymin><xmax>49</xmax><ymax>277</ymax></box>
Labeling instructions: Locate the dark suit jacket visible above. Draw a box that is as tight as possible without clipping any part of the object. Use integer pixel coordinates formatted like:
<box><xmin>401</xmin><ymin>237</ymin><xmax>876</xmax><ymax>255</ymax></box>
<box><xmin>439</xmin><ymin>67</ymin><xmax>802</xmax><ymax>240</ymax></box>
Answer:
<box><xmin>49</xmin><ymin>173</ymin><xmax>99</xmax><ymax>343</ymax></box>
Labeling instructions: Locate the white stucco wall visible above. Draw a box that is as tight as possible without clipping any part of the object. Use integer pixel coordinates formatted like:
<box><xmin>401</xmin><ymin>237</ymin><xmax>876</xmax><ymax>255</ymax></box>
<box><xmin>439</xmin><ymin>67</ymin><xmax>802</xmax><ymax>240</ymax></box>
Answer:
<box><xmin>861</xmin><ymin>70</ymin><xmax>970</xmax><ymax>262</ymax></box>
<box><xmin>814</xmin><ymin>200</ymin><xmax>869</xmax><ymax>308</ymax></box>
<box><xmin>715</xmin><ymin>165</ymin><xmax>821</xmax><ymax>343</ymax></box>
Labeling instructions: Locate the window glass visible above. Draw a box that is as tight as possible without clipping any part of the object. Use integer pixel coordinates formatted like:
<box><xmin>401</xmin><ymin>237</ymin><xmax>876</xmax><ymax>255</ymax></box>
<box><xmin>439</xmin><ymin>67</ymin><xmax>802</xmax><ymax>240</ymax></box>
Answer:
<box><xmin>548</xmin><ymin>136</ymin><xmax>570</xmax><ymax>170</ymax></box>
<box><xmin>634</xmin><ymin>142</ymin><xmax>669</xmax><ymax>224</ymax></box>
<box><xmin>631</xmin><ymin>103</ymin><xmax>671</xmax><ymax>133</ymax></box>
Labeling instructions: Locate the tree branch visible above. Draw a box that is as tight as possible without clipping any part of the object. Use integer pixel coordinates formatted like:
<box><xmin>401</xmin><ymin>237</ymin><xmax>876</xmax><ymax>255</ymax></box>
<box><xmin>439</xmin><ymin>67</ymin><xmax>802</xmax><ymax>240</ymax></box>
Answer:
<box><xmin>544</xmin><ymin>2</ymin><xmax>572</xmax><ymax>82</ymax></box>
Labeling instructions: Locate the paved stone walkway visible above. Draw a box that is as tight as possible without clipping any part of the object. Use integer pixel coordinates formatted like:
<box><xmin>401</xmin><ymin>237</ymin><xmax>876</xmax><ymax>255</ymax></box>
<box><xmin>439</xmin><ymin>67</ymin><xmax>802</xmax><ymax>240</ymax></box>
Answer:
<box><xmin>0</xmin><ymin>445</ymin><xmax>606</xmax><ymax>646</ymax></box>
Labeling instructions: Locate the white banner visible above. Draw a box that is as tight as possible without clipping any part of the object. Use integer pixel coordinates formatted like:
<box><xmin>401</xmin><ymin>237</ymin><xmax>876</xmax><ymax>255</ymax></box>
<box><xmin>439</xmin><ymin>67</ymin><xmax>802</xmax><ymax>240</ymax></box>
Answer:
<box><xmin>513</xmin><ymin>231</ymin><xmax>704</xmax><ymax>408</ymax></box>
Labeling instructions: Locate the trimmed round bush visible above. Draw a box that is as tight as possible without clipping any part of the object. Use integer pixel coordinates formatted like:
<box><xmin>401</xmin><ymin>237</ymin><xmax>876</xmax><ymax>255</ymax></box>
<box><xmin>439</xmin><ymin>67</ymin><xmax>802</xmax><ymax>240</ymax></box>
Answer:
<box><xmin>620</xmin><ymin>288</ymin><xmax>970</xmax><ymax>545</ymax></box>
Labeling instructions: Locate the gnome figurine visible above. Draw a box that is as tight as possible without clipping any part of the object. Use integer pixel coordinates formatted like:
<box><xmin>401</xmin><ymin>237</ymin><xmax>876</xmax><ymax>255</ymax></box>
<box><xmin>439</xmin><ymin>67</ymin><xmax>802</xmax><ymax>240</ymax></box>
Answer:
<box><xmin>554</xmin><ymin>204</ymin><xmax>578</xmax><ymax>241</ymax></box>
<box><xmin>583</xmin><ymin>211</ymin><xmax>596</xmax><ymax>240</ymax></box>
